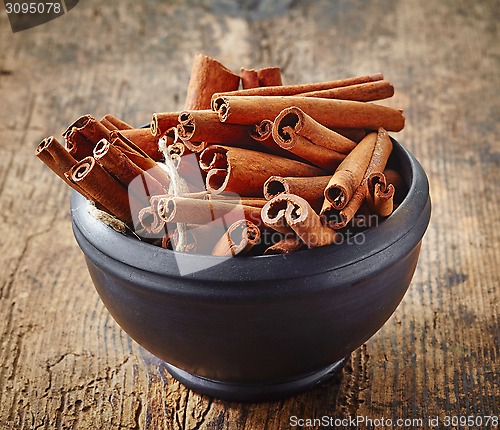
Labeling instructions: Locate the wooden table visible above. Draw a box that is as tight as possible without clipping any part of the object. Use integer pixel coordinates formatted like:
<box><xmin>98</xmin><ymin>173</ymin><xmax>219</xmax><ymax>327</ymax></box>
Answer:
<box><xmin>0</xmin><ymin>1</ymin><xmax>498</xmax><ymax>428</ymax></box>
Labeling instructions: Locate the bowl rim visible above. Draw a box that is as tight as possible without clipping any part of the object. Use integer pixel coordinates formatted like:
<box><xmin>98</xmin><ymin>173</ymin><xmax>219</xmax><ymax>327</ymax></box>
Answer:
<box><xmin>71</xmin><ymin>138</ymin><xmax>430</xmax><ymax>282</ymax></box>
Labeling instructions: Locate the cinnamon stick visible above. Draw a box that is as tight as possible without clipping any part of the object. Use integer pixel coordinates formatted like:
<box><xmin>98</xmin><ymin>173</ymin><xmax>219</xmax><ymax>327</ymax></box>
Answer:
<box><xmin>211</xmin><ymin>220</ymin><xmax>261</xmax><ymax>256</ymax></box>
<box><xmin>213</xmin><ymin>96</ymin><xmax>405</xmax><ymax>132</ymax></box>
<box><xmin>101</xmin><ymin>114</ymin><xmax>134</xmax><ymax>130</ymax></box>
<box><xmin>110</xmin><ymin>136</ymin><xmax>171</xmax><ymax>189</ymax></box>
<box><xmin>261</xmin><ymin>194</ymin><xmax>340</xmax><ymax>248</ymax></box>
<box><xmin>272</xmin><ymin>107</ymin><xmax>354</xmax><ymax>170</ymax></box>
<box><xmin>263</xmin><ymin>175</ymin><xmax>331</xmax><ymax>213</ymax></box>
<box><xmin>93</xmin><ymin>139</ymin><xmax>166</xmax><ymax>198</ymax></box>
<box><xmin>240</xmin><ymin>67</ymin><xmax>282</xmax><ymax>89</ymax></box>
<box><xmin>150</xmin><ymin>112</ymin><xmax>181</xmax><ymax>137</ymax></box>
<box><xmin>298</xmin><ymin>80</ymin><xmax>394</xmax><ymax>102</ymax></box>
<box><xmin>264</xmin><ymin>236</ymin><xmax>305</xmax><ymax>255</ymax></box>
<box><xmin>65</xmin><ymin>156</ymin><xmax>134</xmax><ymax>225</ymax></box>
<box><xmin>137</xmin><ymin>194</ymin><xmax>169</xmax><ymax>235</ymax></box>
<box><xmin>114</xmin><ymin>128</ymin><xmax>163</xmax><ymax>161</ymax></box>
<box><xmin>184</xmin><ymin>54</ymin><xmax>240</xmax><ymax>110</ymax></box>
<box><xmin>321</xmin><ymin>128</ymin><xmax>393</xmax><ymax>229</ymax></box>
<box><xmin>199</xmin><ymin>145</ymin><xmax>326</xmax><ymax>196</ymax></box>
<box><xmin>63</xmin><ymin>115</ymin><xmax>111</xmax><ymax>161</ymax></box>
<box><xmin>366</xmin><ymin>172</ymin><xmax>395</xmax><ymax>217</ymax></box>
<box><xmin>35</xmin><ymin>136</ymin><xmax>95</xmax><ymax>200</ymax></box>
<box><xmin>156</xmin><ymin>196</ymin><xmax>262</xmax><ymax>226</ymax></box>
<box><xmin>176</xmin><ymin>110</ymin><xmax>255</xmax><ymax>153</ymax></box>
<box><xmin>212</xmin><ymin>73</ymin><xmax>383</xmax><ymax>100</ymax></box>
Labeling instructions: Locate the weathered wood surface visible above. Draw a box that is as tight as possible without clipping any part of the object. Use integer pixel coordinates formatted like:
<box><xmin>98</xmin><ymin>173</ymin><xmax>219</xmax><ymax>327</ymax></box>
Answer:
<box><xmin>0</xmin><ymin>0</ymin><xmax>498</xmax><ymax>428</ymax></box>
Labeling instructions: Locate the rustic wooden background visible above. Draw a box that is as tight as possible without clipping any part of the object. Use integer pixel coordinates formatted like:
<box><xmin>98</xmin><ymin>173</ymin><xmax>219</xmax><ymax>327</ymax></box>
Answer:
<box><xmin>0</xmin><ymin>0</ymin><xmax>498</xmax><ymax>428</ymax></box>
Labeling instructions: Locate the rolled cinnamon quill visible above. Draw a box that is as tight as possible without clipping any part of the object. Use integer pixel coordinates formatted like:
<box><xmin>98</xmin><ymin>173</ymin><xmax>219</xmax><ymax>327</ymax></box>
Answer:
<box><xmin>366</xmin><ymin>172</ymin><xmax>395</xmax><ymax>217</ymax></box>
<box><xmin>101</xmin><ymin>114</ymin><xmax>134</xmax><ymax>130</ymax></box>
<box><xmin>262</xmin><ymin>194</ymin><xmax>339</xmax><ymax>248</ymax></box>
<box><xmin>264</xmin><ymin>175</ymin><xmax>331</xmax><ymax>213</ymax></box>
<box><xmin>138</xmin><ymin>194</ymin><xmax>169</xmax><ymax>235</ymax></box>
<box><xmin>199</xmin><ymin>145</ymin><xmax>326</xmax><ymax>196</ymax></box>
<box><xmin>151</xmin><ymin>112</ymin><xmax>181</xmax><ymax>137</ymax></box>
<box><xmin>211</xmin><ymin>219</ymin><xmax>261</xmax><ymax>256</ymax></box>
<box><xmin>65</xmin><ymin>157</ymin><xmax>133</xmax><ymax>225</ymax></box>
<box><xmin>63</xmin><ymin>115</ymin><xmax>111</xmax><ymax>160</ymax></box>
<box><xmin>156</xmin><ymin>196</ymin><xmax>262</xmax><ymax>226</ymax></box>
<box><xmin>321</xmin><ymin>128</ymin><xmax>394</xmax><ymax>229</ymax></box>
<box><xmin>240</xmin><ymin>67</ymin><xmax>282</xmax><ymax>89</ymax></box>
<box><xmin>114</xmin><ymin>128</ymin><xmax>163</xmax><ymax>161</ymax></box>
<box><xmin>298</xmin><ymin>80</ymin><xmax>394</xmax><ymax>102</ymax></box>
<box><xmin>272</xmin><ymin>107</ymin><xmax>352</xmax><ymax>170</ymax></box>
<box><xmin>184</xmin><ymin>54</ymin><xmax>240</xmax><ymax>110</ymax></box>
<box><xmin>35</xmin><ymin>136</ymin><xmax>95</xmax><ymax>201</ymax></box>
<box><xmin>264</xmin><ymin>235</ymin><xmax>305</xmax><ymax>255</ymax></box>
<box><xmin>176</xmin><ymin>110</ymin><xmax>255</xmax><ymax>153</ymax></box>
<box><xmin>212</xmin><ymin>73</ymin><xmax>383</xmax><ymax>100</ymax></box>
<box><xmin>213</xmin><ymin>96</ymin><xmax>405</xmax><ymax>132</ymax></box>
<box><xmin>93</xmin><ymin>139</ymin><xmax>166</xmax><ymax>198</ymax></box>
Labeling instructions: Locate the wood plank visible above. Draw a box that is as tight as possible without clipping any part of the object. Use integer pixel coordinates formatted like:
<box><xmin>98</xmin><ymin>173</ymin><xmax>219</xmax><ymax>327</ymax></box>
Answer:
<box><xmin>0</xmin><ymin>0</ymin><xmax>498</xmax><ymax>428</ymax></box>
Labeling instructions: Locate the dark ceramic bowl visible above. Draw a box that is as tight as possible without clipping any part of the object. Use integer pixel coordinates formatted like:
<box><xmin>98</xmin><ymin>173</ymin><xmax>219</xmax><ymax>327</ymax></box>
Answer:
<box><xmin>71</xmin><ymin>139</ymin><xmax>430</xmax><ymax>402</ymax></box>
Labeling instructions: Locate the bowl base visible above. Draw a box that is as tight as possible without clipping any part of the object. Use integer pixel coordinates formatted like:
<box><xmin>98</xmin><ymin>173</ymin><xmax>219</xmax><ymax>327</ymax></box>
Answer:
<box><xmin>165</xmin><ymin>357</ymin><xmax>349</xmax><ymax>402</ymax></box>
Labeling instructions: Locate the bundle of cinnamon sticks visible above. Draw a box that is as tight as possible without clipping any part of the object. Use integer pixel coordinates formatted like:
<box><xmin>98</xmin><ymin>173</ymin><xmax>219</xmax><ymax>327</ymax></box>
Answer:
<box><xmin>36</xmin><ymin>53</ymin><xmax>407</xmax><ymax>257</ymax></box>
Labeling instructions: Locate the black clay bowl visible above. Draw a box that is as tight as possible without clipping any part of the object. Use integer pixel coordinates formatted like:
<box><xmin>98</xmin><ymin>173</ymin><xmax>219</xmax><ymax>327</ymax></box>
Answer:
<box><xmin>71</xmin><ymin>139</ymin><xmax>431</xmax><ymax>402</ymax></box>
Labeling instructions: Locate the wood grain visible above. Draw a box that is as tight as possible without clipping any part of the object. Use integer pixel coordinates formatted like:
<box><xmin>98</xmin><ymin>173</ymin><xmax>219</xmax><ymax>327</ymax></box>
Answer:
<box><xmin>0</xmin><ymin>0</ymin><xmax>498</xmax><ymax>428</ymax></box>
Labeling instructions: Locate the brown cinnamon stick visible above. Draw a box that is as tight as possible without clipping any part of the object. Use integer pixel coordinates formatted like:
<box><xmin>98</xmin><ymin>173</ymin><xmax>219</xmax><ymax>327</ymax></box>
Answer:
<box><xmin>211</xmin><ymin>219</ymin><xmax>261</xmax><ymax>256</ymax></box>
<box><xmin>101</xmin><ymin>114</ymin><xmax>134</xmax><ymax>130</ymax></box>
<box><xmin>176</xmin><ymin>110</ymin><xmax>255</xmax><ymax>153</ymax></box>
<box><xmin>366</xmin><ymin>172</ymin><xmax>395</xmax><ymax>217</ymax></box>
<box><xmin>114</xmin><ymin>128</ymin><xmax>163</xmax><ymax>161</ymax></box>
<box><xmin>240</xmin><ymin>67</ymin><xmax>282</xmax><ymax>89</ymax></box>
<box><xmin>35</xmin><ymin>136</ymin><xmax>95</xmax><ymax>200</ymax></box>
<box><xmin>213</xmin><ymin>96</ymin><xmax>405</xmax><ymax>132</ymax></box>
<box><xmin>138</xmin><ymin>194</ymin><xmax>169</xmax><ymax>235</ymax></box>
<box><xmin>199</xmin><ymin>145</ymin><xmax>326</xmax><ymax>196</ymax></box>
<box><xmin>184</xmin><ymin>54</ymin><xmax>240</xmax><ymax>110</ymax></box>
<box><xmin>65</xmin><ymin>156</ymin><xmax>134</xmax><ymax>225</ymax></box>
<box><xmin>272</xmin><ymin>107</ymin><xmax>353</xmax><ymax>170</ymax></box>
<box><xmin>156</xmin><ymin>196</ymin><xmax>262</xmax><ymax>226</ymax></box>
<box><xmin>62</xmin><ymin>115</ymin><xmax>111</xmax><ymax>161</ymax></box>
<box><xmin>150</xmin><ymin>112</ymin><xmax>181</xmax><ymax>137</ymax></box>
<box><xmin>321</xmin><ymin>128</ymin><xmax>394</xmax><ymax>229</ymax></box>
<box><xmin>264</xmin><ymin>236</ymin><xmax>305</xmax><ymax>255</ymax></box>
<box><xmin>261</xmin><ymin>194</ymin><xmax>340</xmax><ymax>248</ymax></box>
<box><xmin>298</xmin><ymin>80</ymin><xmax>394</xmax><ymax>102</ymax></box>
<box><xmin>212</xmin><ymin>73</ymin><xmax>383</xmax><ymax>100</ymax></box>
<box><xmin>264</xmin><ymin>175</ymin><xmax>331</xmax><ymax>213</ymax></box>
<box><xmin>93</xmin><ymin>139</ymin><xmax>166</xmax><ymax>198</ymax></box>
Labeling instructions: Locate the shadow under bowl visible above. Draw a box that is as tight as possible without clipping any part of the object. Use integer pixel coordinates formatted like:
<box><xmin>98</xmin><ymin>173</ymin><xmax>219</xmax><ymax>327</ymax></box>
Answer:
<box><xmin>70</xmin><ymin>138</ymin><xmax>431</xmax><ymax>402</ymax></box>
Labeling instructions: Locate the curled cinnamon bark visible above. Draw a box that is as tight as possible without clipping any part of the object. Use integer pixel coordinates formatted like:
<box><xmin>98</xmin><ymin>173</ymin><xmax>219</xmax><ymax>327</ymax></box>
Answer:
<box><xmin>156</xmin><ymin>196</ymin><xmax>262</xmax><ymax>226</ymax></box>
<box><xmin>213</xmin><ymin>96</ymin><xmax>405</xmax><ymax>132</ymax></box>
<box><xmin>151</xmin><ymin>112</ymin><xmax>181</xmax><ymax>137</ymax></box>
<box><xmin>184</xmin><ymin>54</ymin><xmax>240</xmax><ymax>110</ymax></box>
<box><xmin>176</xmin><ymin>110</ymin><xmax>255</xmax><ymax>153</ymax></box>
<box><xmin>66</xmin><ymin>156</ymin><xmax>134</xmax><ymax>225</ymax></box>
<box><xmin>321</xmin><ymin>128</ymin><xmax>393</xmax><ymax>229</ymax></box>
<box><xmin>63</xmin><ymin>115</ymin><xmax>111</xmax><ymax>160</ymax></box>
<box><xmin>264</xmin><ymin>175</ymin><xmax>330</xmax><ymax>212</ymax></box>
<box><xmin>264</xmin><ymin>235</ymin><xmax>305</xmax><ymax>255</ymax></box>
<box><xmin>298</xmin><ymin>80</ymin><xmax>394</xmax><ymax>102</ymax></box>
<box><xmin>114</xmin><ymin>128</ymin><xmax>163</xmax><ymax>161</ymax></box>
<box><xmin>366</xmin><ymin>172</ymin><xmax>395</xmax><ymax>217</ymax></box>
<box><xmin>261</xmin><ymin>194</ymin><xmax>340</xmax><ymax>248</ymax></box>
<box><xmin>110</xmin><ymin>136</ymin><xmax>171</xmax><ymax>189</ymax></box>
<box><xmin>212</xmin><ymin>73</ymin><xmax>383</xmax><ymax>100</ymax></box>
<box><xmin>211</xmin><ymin>219</ymin><xmax>261</xmax><ymax>256</ymax></box>
<box><xmin>199</xmin><ymin>145</ymin><xmax>326</xmax><ymax>196</ymax></box>
<box><xmin>36</xmin><ymin>136</ymin><xmax>96</xmax><ymax>200</ymax></box>
<box><xmin>93</xmin><ymin>139</ymin><xmax>166</xmax><ymax>198</ymax></box>
<box><xmin>138</xmin><ymin>194</ymin><xmax>169</xmax><ymax>235</ymax></box>
<box><xmin>101</xmin><ymin>114</ymin><xmax>134</xmax><ymax>130</ymax></box>
<box><xmin>240</xmin><ymin>67</ymin><xmax>282</xmax><ymax>89</ymax></box>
